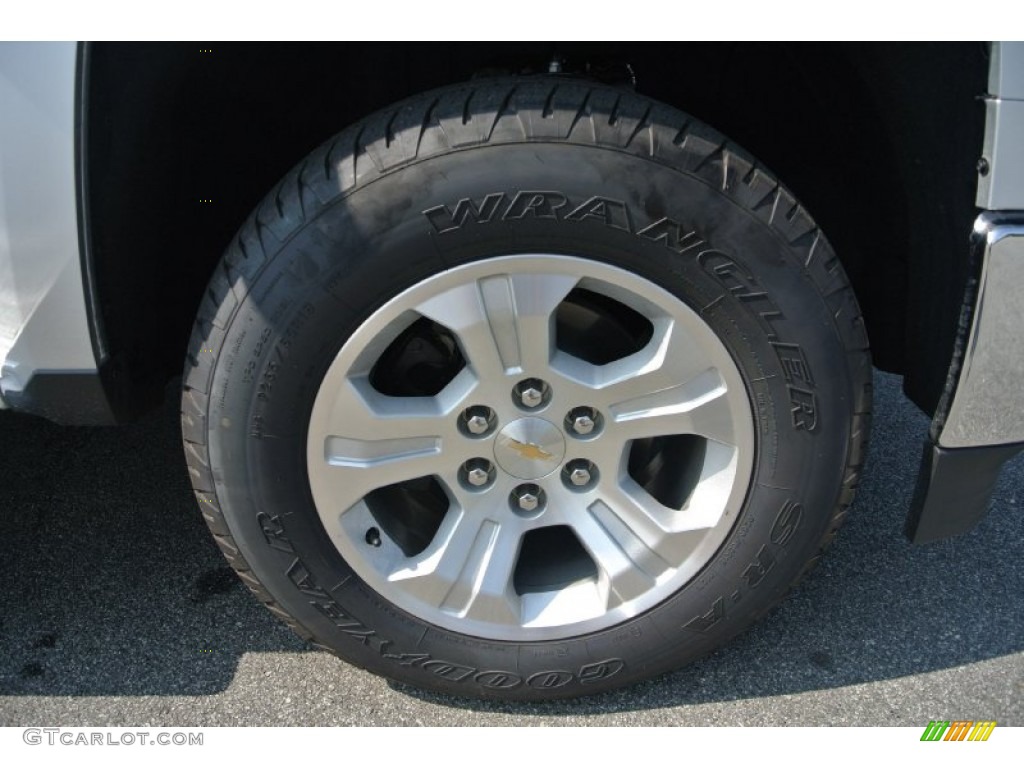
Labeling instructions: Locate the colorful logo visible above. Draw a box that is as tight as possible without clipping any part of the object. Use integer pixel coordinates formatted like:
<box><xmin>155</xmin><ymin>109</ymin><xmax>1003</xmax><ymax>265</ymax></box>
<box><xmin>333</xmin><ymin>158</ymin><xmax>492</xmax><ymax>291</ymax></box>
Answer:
<box><xmin>920</xmin><ymin>721</ymin><xmax>996</xmax><ymax>741</ymax></box>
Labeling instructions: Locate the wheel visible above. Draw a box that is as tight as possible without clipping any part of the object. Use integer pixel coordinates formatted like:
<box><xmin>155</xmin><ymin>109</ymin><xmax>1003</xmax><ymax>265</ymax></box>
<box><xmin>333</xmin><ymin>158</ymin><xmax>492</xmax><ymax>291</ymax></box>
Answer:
<box><xmin>182</xmin><ymin>78</ymin><xmax>871</xmax><ymax>699</ymax></box>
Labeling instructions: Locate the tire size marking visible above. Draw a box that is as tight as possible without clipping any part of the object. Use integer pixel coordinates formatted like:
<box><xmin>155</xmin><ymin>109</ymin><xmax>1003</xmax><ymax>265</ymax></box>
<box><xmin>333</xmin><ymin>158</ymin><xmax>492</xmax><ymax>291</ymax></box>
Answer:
<box><xmin>424</xmin><ymin>190</ymin><xmax>818</xmax><ymax>431</ymax></box>
<box><xmin>682</xmin><ymin>499</ymin><xmax>804</xmax><ymax>634</ymax></box>
<box><xmin>242</xmin><ymin>327</ymin><xmax>271</xmax><ymax>385</ymax></box>
<box><xmin>256</xmin><ymin>513</ymin><xmax>625</xmax><ymax>691</ymax></box>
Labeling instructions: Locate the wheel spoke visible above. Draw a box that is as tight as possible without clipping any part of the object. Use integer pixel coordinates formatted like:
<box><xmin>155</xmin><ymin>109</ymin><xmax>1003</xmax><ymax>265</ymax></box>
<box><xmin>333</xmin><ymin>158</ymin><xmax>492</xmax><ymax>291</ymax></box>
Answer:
<box><xmin>416</xmin><ymin>272</ymin><xmax>578</xmax><ymax>377</ymax></box>
<box><xmin>507</xmin><ymin>272</ymin><xmax>579</xmax><ymax>371</ymax></box>
<box><xmin>609</xmin><ymin>368</ymin><xmax>737</xmax><ymax>446</ymax></box>
<box><xmin>681</xmin><ymin>441</ymin><xmax>743</xmax><ymax>515</ymax></box>
<box><xmin>309</xmin><ymin>373</ymin><xmax>463</xmax><ymax>509</ymax></box>
<box><xmin>571</xmin><ymin>507</ymin><xmax>659</xmax><ymax>609</ymax></box>
<box><xmin>388</xmin><ymin>511</ymin><xmax>521</xmax><ymax>624</ymax></box>
<box><xmin>316</xmin><ymin>437</ymin><xmax>450</xmax><ymax>512</ymax></box>
<box><xmin>561</xmin><ymin>318</ymin><xmax>713</xmax><ymax>401</ymax></box>
<box><xmin>319</xmin><ymin>376</ymin><xmax>464</xmax><ymax>443</ymax></box>
<box><xmin>592</xmin><ymin>481</ymin><xmax>712</xmax><ymax>563</ymax></box>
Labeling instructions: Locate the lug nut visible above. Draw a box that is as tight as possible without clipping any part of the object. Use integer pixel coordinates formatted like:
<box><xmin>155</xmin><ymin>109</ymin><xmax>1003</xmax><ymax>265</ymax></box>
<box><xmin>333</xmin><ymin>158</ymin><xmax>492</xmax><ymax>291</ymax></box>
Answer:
<box><xmin>569</xmin><ymin>467</ymin><xmax>591</xmax><ymax>486</ymax></box>
<box><xmin>466</xmin><ymin>414</ymin><xmax>489</xmax><ymax>435</ymax></box>
<box><xmin>468</xmin><ymin>417</ymin><xmax>491</xmax><ymax>436</ymax></box>
<box><xmin>517</xmin><ymin>491</ymin><xmax>539</xmax><ymax>511</ymax></box>
<box><xmin>573</xmin><ymin>414</ymin><xmax>595</xmax><ymax>434</ymax></box>
<box><xmin>460</xmin><ymin>405</ymin><xmax>494</xmax><ymax>437</ymax></box>
<box><xmin>513</xmin><ymin>378</ymin><xmax>550</xmax><ymax>410</ymax></box>
<box><xmin>510</xmin><ymin>483</ymin><xmax>545</xmax><ymax>515</ymax></box>
<box><xmin>566</xmin><ymin>406</ymin><xmax>601</xmax><ymax>437</ymax></box>
<box><xmin>563</xmin><ymin>459</ymin><xmax>598</xmax><ymax>490</ymax></box>
<box><xmin>461</xmin><ymin>458</ymin><xmax>494</xmax><ymax>490</ymax></box>
<box><xmin>521</xmin><ymin>387</ymin><xmax>543</xmax><ymax>408</ymax></box>
<box><xmin>467</xmin><ymin>467</ymin><xmax>489</xmax><ymax>486</ymax></box>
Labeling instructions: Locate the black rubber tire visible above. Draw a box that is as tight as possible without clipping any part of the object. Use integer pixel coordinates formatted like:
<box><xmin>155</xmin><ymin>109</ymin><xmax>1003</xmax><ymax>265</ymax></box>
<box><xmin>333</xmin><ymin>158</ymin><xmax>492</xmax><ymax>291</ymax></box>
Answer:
<box><xmin>181</xmin><ymin>78</ymin><xmax>872</xmax><ymax>700</ymax></box>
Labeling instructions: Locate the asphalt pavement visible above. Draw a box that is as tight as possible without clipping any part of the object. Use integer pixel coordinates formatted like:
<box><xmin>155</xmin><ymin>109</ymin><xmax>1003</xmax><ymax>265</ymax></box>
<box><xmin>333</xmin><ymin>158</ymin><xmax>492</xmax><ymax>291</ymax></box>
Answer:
<box><xmin>0</xmin><ymin>371</ymin><xmax>1021</xmax><ymax>726</ymax></box>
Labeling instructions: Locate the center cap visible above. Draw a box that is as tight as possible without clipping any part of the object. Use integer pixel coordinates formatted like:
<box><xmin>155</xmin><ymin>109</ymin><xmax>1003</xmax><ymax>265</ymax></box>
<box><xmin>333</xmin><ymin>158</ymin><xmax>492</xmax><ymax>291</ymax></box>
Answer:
<box><xmin>494</xmin><ymin>418</ymin><xmax>566</xmax><ymax>480</ymax></box>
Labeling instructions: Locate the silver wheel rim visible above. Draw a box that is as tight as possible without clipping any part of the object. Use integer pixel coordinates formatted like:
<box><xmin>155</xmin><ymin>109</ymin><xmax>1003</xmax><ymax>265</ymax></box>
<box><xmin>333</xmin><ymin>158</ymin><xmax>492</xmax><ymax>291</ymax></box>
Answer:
<box><xmin>307</xmin><ymin>254</ymin><xmax>755</xmax><ymax>641</ymax></box>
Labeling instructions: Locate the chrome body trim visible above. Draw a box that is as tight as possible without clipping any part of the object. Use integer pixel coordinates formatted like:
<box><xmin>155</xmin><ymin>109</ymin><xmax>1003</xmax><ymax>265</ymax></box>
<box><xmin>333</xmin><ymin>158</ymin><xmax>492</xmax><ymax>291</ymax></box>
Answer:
<box><xmin>939</xmin><ymin>215</ymin><xmax>1024</xmax><ymax>448</ymax></box>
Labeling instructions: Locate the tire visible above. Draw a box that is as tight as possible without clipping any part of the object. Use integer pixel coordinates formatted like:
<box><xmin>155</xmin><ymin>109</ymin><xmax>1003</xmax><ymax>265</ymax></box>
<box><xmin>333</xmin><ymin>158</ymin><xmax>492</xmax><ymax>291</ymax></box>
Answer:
<box><xmin>182</xmin><ymin>78</ymin><xmax>871</xmax><ymax>700</ymax></box>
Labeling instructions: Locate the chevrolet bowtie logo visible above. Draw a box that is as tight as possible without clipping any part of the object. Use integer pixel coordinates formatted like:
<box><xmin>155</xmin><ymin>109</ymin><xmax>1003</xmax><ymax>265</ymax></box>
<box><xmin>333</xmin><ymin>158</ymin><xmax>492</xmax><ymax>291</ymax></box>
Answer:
<box><xmin>506</xmin><ymin>438</ymin><xmax>553</xmax><ymax>462</ymax></box>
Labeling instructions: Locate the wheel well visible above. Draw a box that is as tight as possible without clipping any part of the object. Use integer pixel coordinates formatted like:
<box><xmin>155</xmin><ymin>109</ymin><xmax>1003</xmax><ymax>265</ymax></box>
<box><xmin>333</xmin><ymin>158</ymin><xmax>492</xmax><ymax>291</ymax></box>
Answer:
<box><xmin>82</xmin><ymin>42</ymin><xmax>987</xmax><ymax>419</ymax></box>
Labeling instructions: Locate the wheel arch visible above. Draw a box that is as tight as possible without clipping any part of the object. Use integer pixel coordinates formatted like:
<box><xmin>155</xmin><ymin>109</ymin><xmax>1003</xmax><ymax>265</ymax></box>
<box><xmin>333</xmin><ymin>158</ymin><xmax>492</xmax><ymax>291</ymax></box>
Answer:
<box><xmin>80</xmin><ymin>42</ymin><xmax>987</xmax><ymax>422</ymax></box>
